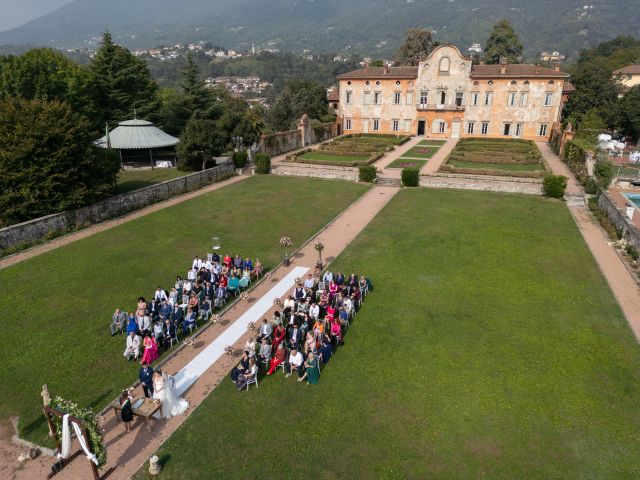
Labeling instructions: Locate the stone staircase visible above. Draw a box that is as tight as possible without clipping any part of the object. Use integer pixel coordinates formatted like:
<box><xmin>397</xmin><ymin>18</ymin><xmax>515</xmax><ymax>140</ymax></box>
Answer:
<box><xmin>565</xmin><ymin>193</ymin><xmax>586</xmax><ymax>208</ymax></box>
<box><xmin>376</xmin><ymin>177</ymin><xmax>402</xmax><ymax>187</ymax></box>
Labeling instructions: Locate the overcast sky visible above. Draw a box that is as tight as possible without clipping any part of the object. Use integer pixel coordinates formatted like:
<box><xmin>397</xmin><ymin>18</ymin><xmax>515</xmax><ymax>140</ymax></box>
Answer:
<box><xmin>0</xmin><ymin>0</ymin><xmax>70</xmax><ymax>32</ymax></box>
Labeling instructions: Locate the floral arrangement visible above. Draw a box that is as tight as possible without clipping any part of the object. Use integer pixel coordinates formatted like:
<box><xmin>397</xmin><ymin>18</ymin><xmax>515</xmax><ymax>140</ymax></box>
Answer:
<box><xmin>265</xmin><ymin>271</ymin><xmax>272</xmax><ymax>279</ymax></box>
<box><xmin>184</xmin><ymin>337</ymin><xmax>195</xmax><ymax>346</ymax></box>
<box><xmin>224</xmin><ymin>346</ymin><xmax>234</xmax><ymax>355</ymax></box>
<box><xmin>211</xmin><ymin>314</ymin><xmax>221</xmax><ymax>324</ymax></box>
<box><xmin>294</xmin><ymin>277</ymin><xmax>301</xmax><ymax>285</ymax></box>
<box><xmin>314</xmin><ymin>241</ymin><xmax>325</xmax><ymax>253</ymax></box>
<box><xmin>240</xmin><ymin>292</ymin><xmax>249</xmax><ymax>301</ymax></box>
<box><xmin>49</xmin><ymin>396</ymin><xmax>107</xmax><ymax>468</ymax></box>
<box><xmin>272</xmin><ymin>297</ymin><xmax>282</xmax><ymax>306</ymax></box>
<box><xmin>279</xmin><ymin>236</ymin><xmax>292</xmax><ymax>248</ymax></box>
<box><xmin>247</xmin><ymin>321</ymin><xmax>256</xmax><ymax>331</ymax></box>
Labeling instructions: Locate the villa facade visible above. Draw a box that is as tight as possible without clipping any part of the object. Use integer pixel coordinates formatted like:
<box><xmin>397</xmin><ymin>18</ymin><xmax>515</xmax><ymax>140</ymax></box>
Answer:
<box><xmin>335</xmin><ymin>44</ymin><xmax>570</xmax><ymax>141</ymax></box>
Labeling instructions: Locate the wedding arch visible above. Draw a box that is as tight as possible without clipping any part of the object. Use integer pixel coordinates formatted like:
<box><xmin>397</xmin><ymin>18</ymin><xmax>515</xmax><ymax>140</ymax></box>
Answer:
<box><xmin>43</xmin><ymin>396</ymin><xmax>107</xmax><ymax>480</ymax></box>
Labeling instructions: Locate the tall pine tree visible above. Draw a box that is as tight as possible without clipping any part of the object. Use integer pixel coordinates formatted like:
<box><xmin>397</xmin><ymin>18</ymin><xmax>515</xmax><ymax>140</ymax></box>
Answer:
<box><xmin>483</xmin><ymin>19</ymin><xmax>523</xmax><ymax>64</ymax></box>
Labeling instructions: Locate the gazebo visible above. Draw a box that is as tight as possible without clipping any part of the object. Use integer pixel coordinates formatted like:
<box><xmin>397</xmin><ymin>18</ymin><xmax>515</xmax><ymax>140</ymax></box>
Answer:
<box><xmin>95</xmin><ymin>119</ymin><xmax>180</xmax><ymax>168</ymax></box>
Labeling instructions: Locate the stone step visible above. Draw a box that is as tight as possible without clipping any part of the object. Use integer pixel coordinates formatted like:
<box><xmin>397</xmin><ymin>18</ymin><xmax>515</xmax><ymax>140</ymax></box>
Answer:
<box><xmin>565</xmin><ymin>194</ymin><xmax>586</xmax><ymax>208</ymax></box>
<box><xmin>376</xmin><ymin>177</ymin><xmax>402</xmax><ymax>187</ymax></box>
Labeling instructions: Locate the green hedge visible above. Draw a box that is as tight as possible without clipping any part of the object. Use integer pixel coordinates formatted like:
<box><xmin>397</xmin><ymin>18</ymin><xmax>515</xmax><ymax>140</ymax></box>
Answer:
<box><xmin>254</xmin><ymin>153</ymin><xmax>271</xmax><ymax>174</ymax></box>
<box><xmin>358</xmin><ymin>165</ymin><xmax>377</xmax><ymax>183</ymax></box>
<box><xmin>232</xmin><ymin>151</ymin><xmax>248</xmax><ymax>168</ymax></box>
<box><xmin>439</xmin><ymin>164</ymin><xmax>547</xmax><ymax>179</ymax></box>
<box><xmin>401</xmin><ymin>168</ymin><xmax>420</xmax><ymax>187</ymax></box>
<box><xmin>543</xmin><ymin>174</ymin><xmax>568</xmax><ymax>198</ymax></box>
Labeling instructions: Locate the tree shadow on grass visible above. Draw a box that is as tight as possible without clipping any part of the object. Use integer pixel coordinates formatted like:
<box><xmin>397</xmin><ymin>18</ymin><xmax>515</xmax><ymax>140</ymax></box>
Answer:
<box><xmin>114</xmin><ymin>180</ymin><xmax>154</xmax><ymax>195</ymax></box>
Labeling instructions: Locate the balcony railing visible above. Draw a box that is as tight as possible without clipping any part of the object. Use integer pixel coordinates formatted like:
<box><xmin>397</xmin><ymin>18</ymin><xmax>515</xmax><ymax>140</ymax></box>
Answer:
<box><xmin>416</xmin><ymin>103</ymin><xmax>465</xmax><ymax>111</ymax></box>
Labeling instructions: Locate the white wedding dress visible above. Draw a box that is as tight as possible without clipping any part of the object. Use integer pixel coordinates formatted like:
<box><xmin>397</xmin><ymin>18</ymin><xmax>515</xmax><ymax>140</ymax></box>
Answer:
<box><xmin>153</xmin><ymin>373</ymin><xmax>189</xmax><ymax>419</ymax></box>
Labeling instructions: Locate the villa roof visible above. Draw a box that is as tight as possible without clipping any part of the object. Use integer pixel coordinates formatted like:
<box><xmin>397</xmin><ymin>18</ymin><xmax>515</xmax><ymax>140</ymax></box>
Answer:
<box><xmin>95</xmin><ymin>119</ymin><xmax>179</xmax><ymax>150</ymax></box>
<box><xmin>337</xmin><ymin>66</ymin><xmax>419</xmax><ymax>80</ymax></box>
<box><xmin>562</xmin><ymin>82</ymin><xmax>576</xmax><ymax>93</ymax></box>
<box><xmin>470</xmin><ymin>64</ymin><xmax>569</xmax><ymax>78</ymax></box>
<box><xmin>613</xmin><ymin>64</ymin><xmax>640</xmax><ymax>75</ymax></box>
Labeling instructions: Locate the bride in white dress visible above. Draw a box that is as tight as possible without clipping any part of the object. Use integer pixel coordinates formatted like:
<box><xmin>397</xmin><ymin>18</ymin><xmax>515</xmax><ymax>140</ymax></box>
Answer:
<box><xmin>152</xmin><ymin>370</ymin><xmax>189</xmax><ymax>419</ymax></box>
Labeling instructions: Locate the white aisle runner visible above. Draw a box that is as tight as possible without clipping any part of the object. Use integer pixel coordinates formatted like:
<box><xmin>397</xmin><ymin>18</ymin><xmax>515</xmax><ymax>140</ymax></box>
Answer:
<box><xmin>173</xmin><ymin>266</ymin><xmax>309</xmax><ymax>395</ymax></box>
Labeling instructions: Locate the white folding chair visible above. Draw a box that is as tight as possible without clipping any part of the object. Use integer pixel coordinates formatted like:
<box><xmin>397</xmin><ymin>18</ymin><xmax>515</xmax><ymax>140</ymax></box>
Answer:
<box><xmin>245</xmin><ymin>374</ymin><xmax>258</xmax><ymax>391</ymax></box>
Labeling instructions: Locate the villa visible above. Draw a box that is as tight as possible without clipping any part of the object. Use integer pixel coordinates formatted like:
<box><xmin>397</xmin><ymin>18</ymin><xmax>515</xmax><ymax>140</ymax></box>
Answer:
<box><xmin>335</xmin><ymin>44</ymin><xmax>570</xmax><ymax>140</ymax></box>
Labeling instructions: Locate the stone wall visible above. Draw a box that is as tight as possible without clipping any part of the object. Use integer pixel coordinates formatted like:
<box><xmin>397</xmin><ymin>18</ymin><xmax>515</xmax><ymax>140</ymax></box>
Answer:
<box><xmin>421</xmin><ymin>173</ymin><xmax>544</xmax><ymax>195</ymax></box>
<box><xmin>0</xmin><ymin>165</ymin><xmax>235</xmax><ymax>252</ymax></box>
<box><xmin>258</xmin><ymin>116</ymin><xmax>337</xmax><ymax>157</ymax></box>
<box><xmin>598</xmin><ymin>192</ymin><xmax>640</xmax><ymax>250</ymax></box>
<box><xmin>272</xmin><ymin>163</ymin><xmax>359</xmax><ymax>182</ymax></box>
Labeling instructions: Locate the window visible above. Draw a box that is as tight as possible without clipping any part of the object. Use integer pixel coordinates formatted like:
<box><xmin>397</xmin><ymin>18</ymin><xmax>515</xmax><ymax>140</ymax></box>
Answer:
<box><xmin>438</xmin><ymin>121</ymin><xmax>446</xmax><ymax>133</ymax></box>
<box><xmin>394</xmin><ymin>92</ymin><xmax>401</xmax><ymax>104</ymax></box>
<box><xmin>392</xmin><ymin>119</ymin><xmax>399</xmax><ymax>132</ymax></box>
<box><xmin>345</xmin><ymin>91</ymin><xmax>352</xmax><ymax>104</ymax></box>
<box><xmin>344</xmin><ymin>118</ymin><xmax>352</xmax><ymax>130</ymax></box>
<box><xmin>373</xmin><ymin>119</ymin><xmax>380</xmax><ymax>131</ymax></box>
<box><xmin>519</xmin><ymin>92</ymin><xmax>528</xmax><ymax>106</ymax></box>
<box><xmin>470</xmin><ymin>92</ymin><xmax>479</xmax><ymax>106</ymax></box>
<box><xmin>481</xmin><ymin>122</ymin><xmax>490</xmax><ymax>135</ymax></box>
<box><xmin>438</xmin><ymin>57</ymin><xmax>450</xmax><ymax>74</ymax></box>
<box><xmin>514</xmin><ymin>123</ymin><xmax>523</xmax><ymax>137</ymax></box>
<box><xmin>467</xmin><ymin>122</ymin><xmax>475</xmax><ymax>134</ymax></box>
<box><xmin>455</xmin><ymin>92</ymin><xmax>464</xmax><ymax>107</ymax></box>
<box><xmin>538</xmin><ymin>124</ymin><xmax>548</xmax><ymax>136</ymax></box>
<box><xmin>406</xmin><ymin>91</ymin><xmax>414</xmax><ymax>105</ymax></box>
<box><xmin>503</xmin><ymin>123</ymin><xmax>511</xmax><ymax>136</ymax></box>
<box><xmin>439</xmin><ymin>91</ymin><xmax>446</xmax><ymax>105</ymax></box>
<box><xmin>544</xmin><ymin>92</ymin><xmax>553</xmax><ymax>106</ymax></box>
<box><xmin>484</xmin><ymin>92</ymin><xmax>493</xmax><ymax>106</ymax></box>
<box><xmin>376</xmin><ymin>80</ymin><xmax>381</xmax><ymax>86</ymax></box>
<box><xmin>364</xmin><ymin>92</ymin><xmax>371</xmax><ymax>105</ymax></box>
<box><xmin>374</xmin><ymin>92</ymin><xmax>382</xmax><ymax>105</ymax></box>
<box><xmin>404</xmin><ymin>119</ymin><xmax>412</xmax><ymax>132</ymax></box>
<box><xmin>420</xmin><ymin>91</ymin><xmax>428</xmax><ymax>105</ymax></box>
<box><xmin>508</xmin><ymin>92</ymin><xmax>517</xmax><ymax>106</ymax></box>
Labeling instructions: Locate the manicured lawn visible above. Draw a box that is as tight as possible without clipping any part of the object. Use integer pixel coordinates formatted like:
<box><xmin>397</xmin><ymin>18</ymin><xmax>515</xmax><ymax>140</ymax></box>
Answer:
<box><xmin>0</xmin><ymin>176</ymin><xmax>369</xmax><ymax>445</ymax></box>
<box><xmin>299</xmin><ymin>152</ymin><xmax>370</xmax><ymax>163</ymax></box>
<box><xmin>404</xmin><ymin>146</ymin><xmax>439</xmax><ymax>158</ymax></box>
<box><xmin>138</xmin><ymin>189</ymin><xmax>640</xmax><ymax>479</ymax></box>
<box><xmin>387</xmin><ymin>158</ymin><xmax>428</xmax><ymax>169</ymax></box>
<box><xmin>115</xmin><ymin>168</ymin><xmax>188</xmax><ymax>194</ymax></box>
<box><xmin>356</xmin><ymin>134</ymin><xmax>410</xmax><ymax>145</ymax></box>
<box><xmin>449</xmin><ymin>159</ymin><xmax>545</xmax><ymax>172</ymax></box>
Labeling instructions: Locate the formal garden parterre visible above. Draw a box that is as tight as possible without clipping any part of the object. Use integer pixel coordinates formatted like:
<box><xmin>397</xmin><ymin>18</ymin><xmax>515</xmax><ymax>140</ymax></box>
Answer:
<box><xmin>0</xmin><ymin>176</ymin><xmax>369</xmax><ymax>446</ymax></box>
<box><xmin>440</xmin><ymin>138</ymin><xmax>549</xmax><ymax>177</ymax></box>
<box><xmin>387</xmin><ymin>139</ymin><xmax>446</xmax><ymax>169</ymax></box>
<box><xmin>289</xmin><ymin>134</ymin><xmax>410</xmax><ymax>167</ymax></box>
<box><xmin>135</xmin><ymin>188</ymin><xmax>640</xmax><ymax>479</ymax></box>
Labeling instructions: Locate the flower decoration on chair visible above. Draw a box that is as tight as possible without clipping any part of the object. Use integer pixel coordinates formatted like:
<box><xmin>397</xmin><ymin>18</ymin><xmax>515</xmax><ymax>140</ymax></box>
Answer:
<box><xmin>294</xmin><ymin>277</ymin><xmax>302</xmax><ymax>285</ymax></box>
<box><xmin>272</xmin><ymin>297</ymin><xmax>282</xmax><ymax>306</ymax></box>
<box><xmin>247</xmin><ymin>321</ymin><xmax>257</xmax><ymax>331</ymax></box>
<box><xmin>184</xmin><ymin>337</ymin><xmax>195</xmax><ymax>346</ymax></box>
<box><xmin>240</xmin><ymin>292</ymin><xmax>249</xmax><ymax>301</ymax></box>
<box><xmin>211</xmin><ymin>314</ymin><xmax>220</xmax><ymax>324</ymax></box>
<box><xmin>224</xmin><ymin>346</ymin><xmax>234</xmax><ymax>355</ymax></box>
<box><xmin>265</xmin><ymin>271</ymin><xmax>272</xmax><ymax>279</ymax></box>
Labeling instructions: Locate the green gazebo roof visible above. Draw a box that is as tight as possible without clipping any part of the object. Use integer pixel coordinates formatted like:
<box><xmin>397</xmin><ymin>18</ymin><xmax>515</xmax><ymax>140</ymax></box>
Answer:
<box><xmin>96</xmin><ymin>119</ymin><xmax>179</xmax><ymax>150</ymax></box>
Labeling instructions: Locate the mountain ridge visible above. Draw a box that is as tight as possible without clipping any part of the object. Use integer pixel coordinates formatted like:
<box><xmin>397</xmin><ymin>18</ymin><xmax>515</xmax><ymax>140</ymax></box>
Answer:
<box><xmin>1</xmin><ymin>0</ymin><xmax>638</xmax><ymax>60</ymax></box>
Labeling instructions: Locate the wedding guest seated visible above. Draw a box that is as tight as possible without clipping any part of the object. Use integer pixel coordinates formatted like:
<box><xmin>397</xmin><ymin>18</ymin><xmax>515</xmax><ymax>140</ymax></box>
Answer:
<box><xmin>257</xmin><ymin>319</ymin><xmax>273</xmax><ymax>343</ymax></box>
<box><xmin>303</xmin><ymin>274</ymin><xmax>315</xmax><ymax>290</ymax></box>
<box><xmin>258</xmin><ymin>338</ymin><xmax>271</xmax><ymax>365</ymax></box>
<box><xmin>123</xmin><ymin>331</ymin><xmax>141</xmax><ymax>361</ymax></box>
<box><xmin>293</xmin><ymin>284</ymin><xmax>306</xmax><ymax>301</ymax></box>
<box><xmin>212</xmin><ymin>261</ymin><xmax>222</xmax><ymax>275</ymax></box>
<box><xmin>288</xmin><ymin>323</ymin><xmax>302</xmax><ymax>350</ymax></box>
<box><xmin>330</xmin><ymin>318</ymin><xmax>342</xmax><ymax>347</ymax></box>
<box><xmin>298</xmin><ymin>351</ymin><xmax>320</xmax><ymax>384</ymax></box>
<box><xmin>192</xmin><ymin>256</ymin><xmax>203</xmax><ymax>270</ymax></box>
<box><xmin>230</xmin><ymin>351</ymin><xmax>250</xmax><ymax>382</ymax></box>
<box><xmin>223</xmin><ymin>253</ymin><xmax>232</xmax><ymax>269</ymax></box>
<box><xmin>304</xmin><ymin>331</ymin><xmax>317</xmax><ymax>355</ymax></box>
<box><xmin>139</xmin><ymin>313</ymin><xmax>152</xmax><ymax>334</ymax></box>
<box><xmin>170</xmin><ymin>303</ymin><xmax>183</xmax><ymax>325</ymax></box>
<box><xmin>175</xmin><ymin>276</ymin><xmax>184</xmax><ymax>293</ymax></box>
<box><xmin>285</xmin><ymin>348</ymin><xmax>305</xmax><ymax>378</ymax></box>
<box><xmin>182</xmin><ymin>279</ymin><xmax>193</xmax><ymax>295</ymax></box>
<box><xmin>272</xmin><ymin>310</ymin><xmax>282</xmax><ymax>326</ymax></box>
<box><xmin>188</xmin><ymin>293</ymin><xmax>199</xmax><ymax>313</ymax></box>
<box><xmin>110</xmin><ymin>308</ymin><xmax>127</xmax><ymax>336</ymax></box>
<box><xmin>328</xmin><ymin>280</ymin><xmax>339</xmax><ymax>300</ymax></box>
<box><xmin>267</xmin><ymin>343</ymin><xmax>287</xmax><ymax>375</ymax></box>
<box><xmin>182</xmin><ymin>307</ymin><xmax>196</xmax><ymax>335</ymax></box>
<box><xmin>126</xmin><ymin>313</ymin><xmax>138</xmax><ymax>335</ymax></box>
<box><xmin>168</xmin><ymin>288</ymin><xmax>179</xmax><ymax>306</ymax></box>
<box><xmin>338</xmin><ymin>306</ymin><xmax>349</xmax><ymax>326</ymax></box>
<box><xmin>235</xmin><ymin>358</ymin><xmax>258</xmax><ymax>391</ymax></box>
<box><xmin>154</xmin><ymin>287</ymin><xmax>168</xmax><ymax>302</ymax></box>
<box><xmin>252</xmin><ymin>259</ymin><xmax>263</xmax><ymax>279</ymax></box>
<box><xmin>148</xmin><ymin>299</ymin><xmax>160</xmax><ymax>320</ymax></box>
<box><xmin>243</xmin><ymin>257</ymin><xmax>253</xmax><ymax>272</ymax></box>
<box><xmin>137</xmin><ymin>297</ymin><xmax>148</xmax><ymax>314</ymax></box>
<box><xmin>309</xmin><ymin>302</ymin><xmax>320</xmax><ymax>322</ymax></box>
<box><xmin>159</xmin><ymin>299</ymin><xmax>172</xmax><ymax>321</ymax></box>
<box><xmin>283</xmin><ymin>296</ymin><xmax>296</xmax><ymax>316</ymax></box>
<box><xmin>233</xmin><ymin>254</ymin><xmax>243</xmax><ymax>271</ymax></box>
<box><xmin>162</xmin><ymin>319</ymin><xmax>177</xmax><ymax>348</ymax></box>
<box><xmin>336</xmin><ymin>272</ymin><xmax>345</xmax><ymax>286</ymax></box>
<box><xmin>187</xmin><ymin>268</ymin><xmax>197</xmax><ymax>282</ymax></box>
<box><xmin>322</xmin><ymin>270</ymin><xmax>333</xmax><ymax>285</ymax></box>
<box><xmin>212</xmin><ymin>252</ymin><xmax>220</xmax><ymax>264</ymax></box>
<box><xmin>272</xmin><ymin>323</ymin><xmax>286</xmax><ymax>352</ymax></box>
<box><xmin>204</xmin><ymin>281</ymin><xmax>215</xmax><ymax>300</ymax></box>
<box><xmin>318</xmin><ymin>334</ymin><xmax>333</xmax><ymax>364</ymax></box>
<box><xmin>203</xmin><ymin>257</ymin><xmax>213</xmax><ymax>271</ymax></box>
<box><xmin>244</xmin><ymin>337</ymin><xmax>257</xmax><ymax>358</ymax></box>
<box><xmin>200</xmin><ymin>296</ymin><xmax>212</xmax><ymax>320</ymax></box>
<box><xmin>153</xmin><ymin>321</ymin><xmax>164</xmax><ymax>343</ymax></box>
<box><xmin>227</xmin><ymin>275</ymin><xmax>240</xmax><ymax>295</ymax></box>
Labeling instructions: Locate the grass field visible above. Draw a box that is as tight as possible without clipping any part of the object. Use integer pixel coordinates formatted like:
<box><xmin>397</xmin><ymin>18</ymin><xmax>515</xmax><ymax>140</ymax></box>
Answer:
<box><xmin>299</xmin><ymin>152</ymin><xmax>370</xmax><ymax>163</ymax></box>
<box><xmin>0</xmin><ymin>176</ymin><xmax>368</xmax><ymax>444</ymax></box>
<box><xmin>403</xmin><ymin>146</ymin><xmax>439</xmax><ymax>159</ymax></box>
<box><xmin>387</xmin><ymin>158</ymin><xmax>428</xmax><ymax>169</ymax></box>
<box><xmin>115</xmin><ymin>168</ymin><xmax>188</xmax><ymax>194</ymax></box>
<box><xmin>419</xmin><ymin>139</ymin><xmax>447</xmax><ymax>146</ymax></box>
<box><xmin>138</xmin><ymin>189</ymin><xmax>640</xmax><ymax>479</ymax></box>
<box><xmin>448</xmin><ymin>159</ymin><xmax>544</xmax><ymax>172</ymax></box>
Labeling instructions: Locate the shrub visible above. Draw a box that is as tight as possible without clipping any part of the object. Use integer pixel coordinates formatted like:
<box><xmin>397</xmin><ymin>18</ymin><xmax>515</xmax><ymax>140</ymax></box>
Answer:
<box><xmin>232</xmin><ymin>151</ymin><xmax>248</xmax><ymax>169</ymax></box>
<box><xmin>594</xmin><ymin>160</ymin><xmax>614</xmax><ymax>189</ymax></box>
<box><xmin>625</xmin><ymin>245</ymin><xmax>639</xmax><ymax>261</ymax></box>
<box><xmin>401</xmin><ymin>168</ymin><xmax>420</xmax><ymax>187</ymax></box>
<box><xmin>358</xmin><ymin>165</ymin><xmax>377</xmax><ymax>183</ymax></box>
<box><xmin>543</xmin><ymin>175</ymin><xmax>568</xmax><ymax>198</ymax></box>
<box><xmin>254</xmin><ymin>153</ymin><xmax>271</xmax><ymax>174</ymax></box>
<box><xmin>584</xmin><ymin>177</ymin><xmax>599</xmax><ymax>195</ymax></box>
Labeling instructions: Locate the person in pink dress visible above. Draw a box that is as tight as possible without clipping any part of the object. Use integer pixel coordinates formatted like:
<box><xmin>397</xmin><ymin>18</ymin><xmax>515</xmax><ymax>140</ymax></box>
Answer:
<box><xmin>140</xmin><ymin>334</ymin><xmax>158</xmax><ymax>365</ymax></box>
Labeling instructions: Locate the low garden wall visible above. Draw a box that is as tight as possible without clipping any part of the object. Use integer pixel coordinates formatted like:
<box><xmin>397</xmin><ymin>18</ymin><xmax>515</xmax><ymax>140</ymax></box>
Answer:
<box><xmin>0</xmin><ymin>165</ymin><xmax>235</xmax><ymax>252</ymax></box>
<box><xmin>259</xmin><ymin>120</ymin><xmax>337</xmax><ymax>157</ymax></box>
<box><xmin>421</xmin><ymin>173</ymin><xmax>544</xmax><ymax>195</ymax></box>
<box><xmin>597</xmin><ymin>191</ymin><xmax>640</xmax><ymax>251</ymax></box>
<box><xmin>271</xmin><ymin>163</ymin><xmax>359</xmax><ymax>182</ymax></box>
